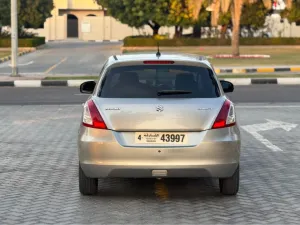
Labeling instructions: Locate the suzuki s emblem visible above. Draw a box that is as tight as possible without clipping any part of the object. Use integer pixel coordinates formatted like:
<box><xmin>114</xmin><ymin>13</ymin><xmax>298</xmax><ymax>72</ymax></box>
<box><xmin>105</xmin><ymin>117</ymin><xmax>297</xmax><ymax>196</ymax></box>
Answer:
<box><xmin>156</xmin><ymin>105</ymin><xmax>164</xmax><ymax>112</ymax></box>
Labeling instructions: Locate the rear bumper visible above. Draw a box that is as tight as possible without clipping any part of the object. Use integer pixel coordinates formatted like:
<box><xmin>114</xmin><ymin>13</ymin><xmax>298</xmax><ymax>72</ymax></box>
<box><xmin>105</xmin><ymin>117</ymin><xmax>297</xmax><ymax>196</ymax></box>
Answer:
<box><xmin>78</xmin><ymin>126</ymin><xmax>241</xmax><ymax>178</ymax></box>
<box><xmin>80</xmin><ymin>163</ymin><xmax>239</xmax><ymax>178</ymax></box>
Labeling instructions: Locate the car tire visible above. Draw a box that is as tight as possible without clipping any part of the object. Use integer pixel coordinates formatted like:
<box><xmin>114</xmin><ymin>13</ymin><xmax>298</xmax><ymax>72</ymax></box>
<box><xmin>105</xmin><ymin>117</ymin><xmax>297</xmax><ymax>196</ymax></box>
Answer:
<box><xmin>219</xmin><ymin>165</ymin><xmax>239</xmax><ymax>196</ymax></box>
<box><xmin>79</xmin><ymin>163</ymin><xmax>98</xmax><ymax>195</ymax></box>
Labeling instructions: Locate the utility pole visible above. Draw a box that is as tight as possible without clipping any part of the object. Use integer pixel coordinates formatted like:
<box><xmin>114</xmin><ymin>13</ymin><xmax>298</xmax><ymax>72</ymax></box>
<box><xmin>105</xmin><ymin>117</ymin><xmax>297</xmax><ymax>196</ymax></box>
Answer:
<box><xmin>11</xmin><ymin>0</ymin><xmax>18</xmax><ymax>76</ymax></box>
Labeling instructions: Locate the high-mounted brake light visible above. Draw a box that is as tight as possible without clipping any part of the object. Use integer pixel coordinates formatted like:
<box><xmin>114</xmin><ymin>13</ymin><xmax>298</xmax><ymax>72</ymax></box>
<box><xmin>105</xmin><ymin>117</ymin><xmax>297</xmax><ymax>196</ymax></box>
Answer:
<box><xmin>212</xmin><ymin>99</ymin><xmax>236</xmax><ymax>129</ymax></box>
<box><xmin>82</xmin><ymin>99</ymin><xmax>107</xmax><ymax>129</ymax></box>
<box><xmin>143</xmin><ymin>60</ymin><xmax>174</xmax><ymax>64</ymax></box>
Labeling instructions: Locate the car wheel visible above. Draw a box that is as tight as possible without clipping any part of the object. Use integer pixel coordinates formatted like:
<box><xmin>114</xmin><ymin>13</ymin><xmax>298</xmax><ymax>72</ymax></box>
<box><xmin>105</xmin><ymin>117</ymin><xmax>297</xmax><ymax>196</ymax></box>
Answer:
<box><xmin>219</xmin><ymin>165</ymin><xmax>239</xmax><ymax>195</ymax></box>
<box><xmin>79</xmin><ymin>163</ymin><xmax>98</xmax><ymax>195</ymax></box>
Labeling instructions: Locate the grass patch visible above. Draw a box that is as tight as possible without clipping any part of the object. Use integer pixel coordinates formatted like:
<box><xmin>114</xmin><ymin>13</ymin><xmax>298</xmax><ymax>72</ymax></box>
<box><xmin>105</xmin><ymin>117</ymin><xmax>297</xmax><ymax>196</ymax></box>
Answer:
<box><xmin>123</xmin><ymin>37</ymin><xmax>300</xmax><ymax>47</ymax></box>
<box><xmin>0</xmin><ymin>51</ymin><xmax>10</xmax><ymax>58</ymax></box>
<box><xmin>44</xmin><ymin>76</ymin><xmax>98</xmax><ymax>80</ymax></box>
<box><xmin>123</xmin><ymin>46</ymin><xmax>300</xmax><ymax>67</ymax></box>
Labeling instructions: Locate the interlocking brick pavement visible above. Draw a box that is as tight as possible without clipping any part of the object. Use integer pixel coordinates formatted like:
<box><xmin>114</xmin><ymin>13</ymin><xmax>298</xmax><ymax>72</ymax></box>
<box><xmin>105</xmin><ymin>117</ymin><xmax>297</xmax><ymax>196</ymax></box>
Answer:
<box><xmin>0</xmin><ymin>105</ymin><xmax>300</xmax><ymax>224</ymax></box>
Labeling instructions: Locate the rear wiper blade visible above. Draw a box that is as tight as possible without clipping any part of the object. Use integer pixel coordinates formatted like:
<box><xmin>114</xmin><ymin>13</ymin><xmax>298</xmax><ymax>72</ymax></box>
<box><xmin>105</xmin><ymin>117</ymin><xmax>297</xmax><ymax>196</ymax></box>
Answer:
<box><xmin>157</xmin><ymin>90</ymin><xmax>192</xmax><ymax>96</ymax></box>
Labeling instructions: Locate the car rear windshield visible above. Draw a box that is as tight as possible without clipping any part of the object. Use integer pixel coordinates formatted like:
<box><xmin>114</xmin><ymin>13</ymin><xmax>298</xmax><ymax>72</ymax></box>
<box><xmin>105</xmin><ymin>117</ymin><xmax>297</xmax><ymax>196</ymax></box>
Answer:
<box><xmin>99</xmin><ymin>65</ymin><xmax>220</xmax><ymax>98</ymax></box>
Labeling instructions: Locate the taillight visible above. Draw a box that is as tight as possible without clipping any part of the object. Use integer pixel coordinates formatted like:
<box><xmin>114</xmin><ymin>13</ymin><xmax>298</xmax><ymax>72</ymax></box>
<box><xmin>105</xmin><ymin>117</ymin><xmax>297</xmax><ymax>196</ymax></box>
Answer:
<box><xmin>143</xmin><ymin>60</ymin><xmax>174</xmax><ymax>64</ymax></box>
<box><xmin>82</xmin><ymin>99</ymin><xmax>107</xmax><ymax>129</ymax></box>
<box><xmin>212</xmin><ymin>99</ymin><xmax>236</xmax><ymax>129</ymax></box>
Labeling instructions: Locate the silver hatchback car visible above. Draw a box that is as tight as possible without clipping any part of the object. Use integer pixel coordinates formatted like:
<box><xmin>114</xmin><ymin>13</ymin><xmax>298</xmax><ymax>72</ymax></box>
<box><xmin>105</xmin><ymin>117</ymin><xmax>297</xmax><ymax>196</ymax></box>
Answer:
<box><xmin>78</xmin><ymin>53</ymin><xmax>241</xmax><ymax>196</ymax></box>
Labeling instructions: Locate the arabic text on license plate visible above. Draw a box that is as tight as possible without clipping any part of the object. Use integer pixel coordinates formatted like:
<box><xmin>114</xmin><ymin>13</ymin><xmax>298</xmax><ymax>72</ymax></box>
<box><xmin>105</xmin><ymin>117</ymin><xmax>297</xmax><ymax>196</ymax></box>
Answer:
<box><xmin>135</xmin><ymin>132</ymin><xmax>188</xmax><ymax>144</ymax></box>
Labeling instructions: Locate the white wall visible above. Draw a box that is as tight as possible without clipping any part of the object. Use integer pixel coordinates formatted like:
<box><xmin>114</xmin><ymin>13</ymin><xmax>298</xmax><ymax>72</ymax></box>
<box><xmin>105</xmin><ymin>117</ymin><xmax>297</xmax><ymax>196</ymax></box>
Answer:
<box><xmin>265</xmin><ymin>14</ymin><xmax>300</xmax><ymax>37</ymax></box>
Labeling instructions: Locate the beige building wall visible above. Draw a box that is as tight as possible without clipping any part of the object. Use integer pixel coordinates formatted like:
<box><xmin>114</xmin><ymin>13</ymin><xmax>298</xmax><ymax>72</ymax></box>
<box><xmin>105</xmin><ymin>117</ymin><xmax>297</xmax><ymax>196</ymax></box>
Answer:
<box><xmin>30</xmin><ymin>0</ymin><xmax>300</xmax><ymax>41</ymax></box>
<box><xmin>110</xmin><ymin>18</ymin><xmax>133</xmax><ymax>41</ymax></box>
<box><xmin>61</xmin><ymin>10</ymin><xmax>103</xmax><ymax>40</ymax></box>
<box><xmin>103</xmin><ymin>16</ymin><xmax>112</xmax><ymax>41</ymax></box>
<box><xmin>28</xmin><ymin>0</ymin><xmax>191</xmax><ymax>41</ymax></box>
<box><xmin>68</xmin><ymin>0</ymin><xmax>102</xmax><ymax>10</ymax></box>
<box><xmin>82</xmin><ymin>17</ymin><xmax>104</xmax><ymax>41</ymax></box>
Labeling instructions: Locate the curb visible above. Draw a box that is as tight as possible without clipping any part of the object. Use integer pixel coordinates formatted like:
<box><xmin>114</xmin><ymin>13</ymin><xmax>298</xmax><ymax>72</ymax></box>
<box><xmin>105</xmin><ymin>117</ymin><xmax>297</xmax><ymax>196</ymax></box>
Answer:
<box><xmin>0</xmin><ymin>49</ymin><xmax>36</xmax><ymax>64</ymax></box>
<box><xmin>1</xmin><ymin>78</ymin><xmax>300</xmax><ymax>87</ymax></box>
<box><xmin>0</xmin><ymin>55</ymin><xmax>11</xmax><ymax>64</ymax></box>
<box><xmin>48</xmin><ymin>40</ymin><xmax>121</xmax><ymax>43</ymax></box>
<box><xmin>214</xmin><ymin>67</ymin><xmax>300</xmax><ymax>74</ymax></box>
<box><xmin>224</xmin><ymin>78</ymin><xmax>300</xmax><ymax>85</ymax></box>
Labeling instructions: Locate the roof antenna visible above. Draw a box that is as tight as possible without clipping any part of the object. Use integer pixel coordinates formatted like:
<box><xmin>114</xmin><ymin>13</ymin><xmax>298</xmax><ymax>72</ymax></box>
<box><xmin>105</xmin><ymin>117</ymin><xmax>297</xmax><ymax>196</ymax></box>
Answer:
<box><xmin>156</xmin><ymin>42</ymin><xmax>161</xmax><ymax>58</ymax></box>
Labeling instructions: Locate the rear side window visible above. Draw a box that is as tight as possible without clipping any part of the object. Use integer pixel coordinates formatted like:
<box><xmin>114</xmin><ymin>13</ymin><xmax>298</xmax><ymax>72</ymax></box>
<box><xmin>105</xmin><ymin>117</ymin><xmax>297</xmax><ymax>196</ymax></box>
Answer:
<box><xmin>99</xmin><ymin>65</ymin><xmax>220</xmax><ymax>98</ymax></box>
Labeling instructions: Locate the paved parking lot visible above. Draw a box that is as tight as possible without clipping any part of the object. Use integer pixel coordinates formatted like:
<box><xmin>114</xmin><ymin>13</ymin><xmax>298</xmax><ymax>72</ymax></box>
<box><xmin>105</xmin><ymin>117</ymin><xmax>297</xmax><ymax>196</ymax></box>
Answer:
<box><xmin>0</xmin><ymin>42</ymin><xmax>121</xmax><ymax>76</ymax></box>
<box><xmin>0</xmin><ymin>104</ymin><xmax>299</xmax><ymax>224</ymax></box>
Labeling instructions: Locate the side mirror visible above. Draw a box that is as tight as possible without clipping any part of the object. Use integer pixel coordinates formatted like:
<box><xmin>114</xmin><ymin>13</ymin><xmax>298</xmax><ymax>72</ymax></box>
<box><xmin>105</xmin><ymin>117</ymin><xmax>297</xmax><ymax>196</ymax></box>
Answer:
<box><xmin>80</xmin><ymin>81</ymin><xmax>96</xmax><ymax>94</ymax></box>
<box><xmin>220</xmin><ymin>80</ymin><xmax>234</xmax><ymax>93</ymax></box>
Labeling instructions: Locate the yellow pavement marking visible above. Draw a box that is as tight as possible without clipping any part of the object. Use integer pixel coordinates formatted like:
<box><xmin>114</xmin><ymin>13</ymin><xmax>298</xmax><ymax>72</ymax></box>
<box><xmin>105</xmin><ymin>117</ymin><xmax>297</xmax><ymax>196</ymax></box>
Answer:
<box><xmin>214</xmin><ymin>68</ymin><xmax>220</xmax><ymax>74</ymax></box>
<box><xmin>232</xmin><ymin>68</ymin><xmax>246</xmax><ymax>74</ymax></box>
<box><xmin>154</xmin><ymin>179</ymin><xmax>169</xmax><ymax>200</ymax></box>
<box><xmin>291</xmin><ymin>67</ymin><xmax>300</xmax><ymax>72</ymax></box>
<box><xmin>257</xmin><ymin>68</ymin><xmax>274</xmax><ymax>73</ymax></box>
<box><xmin>45</xmin><ymin>57</ymin><xmax>67</xmax><ymax>74</ymax></box>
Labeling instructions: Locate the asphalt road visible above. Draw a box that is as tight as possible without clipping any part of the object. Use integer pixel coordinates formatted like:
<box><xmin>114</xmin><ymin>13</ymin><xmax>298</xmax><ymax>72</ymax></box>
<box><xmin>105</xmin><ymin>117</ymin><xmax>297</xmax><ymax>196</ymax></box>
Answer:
<box><xmin>0</xmin><ymin>104</ymin><xmax>299</xmax><ymax>224</ymax></box>
<box><xmin>1</xmin><ymin>42</ymin><xmax>300</xmax><ymax>224</ymax></box>
<box><xmin>0</xmin><ymin>85</ymin><xmax>299</xmax><ymax>105</ymax></box>
<box><xmin>0</xmin><ymin>42</ymin><xmax>121</xmax><ymax>76</ymax></box>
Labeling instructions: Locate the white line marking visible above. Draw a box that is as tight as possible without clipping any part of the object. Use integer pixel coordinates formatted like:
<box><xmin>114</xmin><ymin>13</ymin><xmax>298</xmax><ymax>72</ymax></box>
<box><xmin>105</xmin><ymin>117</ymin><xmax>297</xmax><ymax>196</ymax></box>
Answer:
<box><xmin>248</xmin><ymin>131</ymin><xmax>283</xmax><ymax>151</ymax></box>
<box><xmin>241</xmin><ymin>119</ymin><xmax>298</xmax><ymax>152</ymax></box>
<box><xmin>8</xmin><ymin>61</ymin><xmax>34</xmax><ymax>67</ymax></box>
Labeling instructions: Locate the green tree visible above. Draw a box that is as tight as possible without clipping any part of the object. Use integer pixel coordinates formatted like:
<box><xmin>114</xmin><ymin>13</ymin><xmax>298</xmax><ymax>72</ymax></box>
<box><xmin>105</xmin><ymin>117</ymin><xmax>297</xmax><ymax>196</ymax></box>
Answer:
<box><xmin>189</xmin><ymin>0</ymin><xmax>244</xmax><ymax>55</ymax></box>
<box><xmin>192</xmin><ymin>0</ymin><xmax>211</xmax><ymax>37</ymax></box>
<box><xmin>168</xmin><ymin>0</ymin><xmax>194</xmax><ymax>37</ymax></box>
<box><xmin>240</xmin><ymin>0</ymin><xmax>269</xmax><ymax>37</ymax></box>
<box><xmin>96</xmin><ymin>0</ymin><xmax>170</xmax><ymax>36</ymax></box>
<box><xmin>281</xmin><ymin>0</ymin><xmax>300</xmax><ymax>25</ymax></box>
<box><xmin>19</xmin><ymin>0</ymin><xmax>54</xmax><ymax>29</ymax></box>
<box><xmin>189</xmin><ymin>0</ymin><xmax>275</xmax><ymax>56</ymax></box>
<box><xmin>0</xmin><ymin>0</ymin><xmax>10</xmax><ymax>34</ymax></box>
<box><xmin>0</xmin><ymin>0</ymin><xmax>54</xmax><ymax>35</ymax></box>
<box><xmin>215</xmin><ymin>0</ymin><xmax>269</xmax><ymax>39</ymax></box>
<box><xmin>218</xmin><ymin>11</ymin><xmax>231</xmax><ymax>39</ymax></box>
